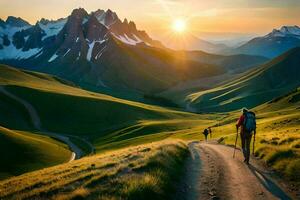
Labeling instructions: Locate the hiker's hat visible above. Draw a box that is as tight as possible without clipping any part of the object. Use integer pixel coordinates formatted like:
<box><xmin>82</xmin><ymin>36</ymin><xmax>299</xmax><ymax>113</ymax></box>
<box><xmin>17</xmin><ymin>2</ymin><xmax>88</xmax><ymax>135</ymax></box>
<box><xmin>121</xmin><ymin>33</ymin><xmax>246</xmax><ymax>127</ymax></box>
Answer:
<box><xmin>242</xmin><ymin>107</ymin><xmax>248</xmax><ymax>113</ymax></box>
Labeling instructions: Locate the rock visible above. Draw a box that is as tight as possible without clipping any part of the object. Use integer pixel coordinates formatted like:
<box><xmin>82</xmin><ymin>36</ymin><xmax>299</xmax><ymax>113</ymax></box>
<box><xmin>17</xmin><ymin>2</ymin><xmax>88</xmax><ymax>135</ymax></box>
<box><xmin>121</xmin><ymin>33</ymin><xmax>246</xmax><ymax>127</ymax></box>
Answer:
<box><xmin>209</xmin><ymin>191</ymin><xmax>215</xmax><ymax>196</ymax></box>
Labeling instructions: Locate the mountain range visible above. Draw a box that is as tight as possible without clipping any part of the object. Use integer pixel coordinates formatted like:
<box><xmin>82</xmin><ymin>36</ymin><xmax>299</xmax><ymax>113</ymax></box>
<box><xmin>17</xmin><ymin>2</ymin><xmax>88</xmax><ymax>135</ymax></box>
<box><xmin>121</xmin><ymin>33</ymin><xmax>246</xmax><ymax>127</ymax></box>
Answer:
<box><xmin>160</xmin><ymin>33</ymin><xmax>228</xmax><ymax>53</ymax></box>
<box><xmin>0</xmin><ymin>8</ymin><xmax>268</xmax><ymax>97</ymax></box>
<box><xmin>226</xmin><ymin>26</ymin><xmax>300</xmax><ymax>58</ymax></box>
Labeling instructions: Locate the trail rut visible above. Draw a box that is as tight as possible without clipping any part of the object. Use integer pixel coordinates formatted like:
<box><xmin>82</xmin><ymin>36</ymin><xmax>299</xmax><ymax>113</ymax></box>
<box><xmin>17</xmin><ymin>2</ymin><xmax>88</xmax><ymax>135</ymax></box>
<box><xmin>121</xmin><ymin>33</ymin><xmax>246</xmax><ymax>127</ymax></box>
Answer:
<box><xmin>176</xmin><ymin>141</ymin><xmax>291</xmax><ymax>200</ymax></box>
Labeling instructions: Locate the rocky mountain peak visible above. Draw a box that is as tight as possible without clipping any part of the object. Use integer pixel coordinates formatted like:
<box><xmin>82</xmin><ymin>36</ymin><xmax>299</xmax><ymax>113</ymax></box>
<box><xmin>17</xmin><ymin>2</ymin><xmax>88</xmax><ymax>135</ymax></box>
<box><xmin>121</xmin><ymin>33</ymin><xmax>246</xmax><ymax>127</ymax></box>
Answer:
<box><xmin>0</xmin><ymin>19</ymin><xmax>6</xmax><ymax>28</ymax></box>
<box><xmin>39</xmin><ymin>18</ymin><xmax>50</xmax><ymax>25</ymax></box>
<box><xmin>128</xmin><ymin>21</ymin><xmax>137</xmax><ymax>31</ymax></box>
<box><xmin>70</xmin><ymin>8</ymin><xmax>89</xmax><ymax>20</ymax></box>
<box><xmin>280</xmin><ymin>25</ymin><xmax>300</xmax><ymax>35</ymax></box>
<box><xmin>93</xmin><ymin>9</ymin><xmax>105</xmax><ymax>16</ymax></box>
<box><xmin>104</xmin><ymin>9</ymin><xmax>118</xmax><ymax>26</ymax></box>
<box><xmin>123</xmin><ymin>18</ymin><xmax>128</xmax><ymax>25</ymax></box>
<box><xmin>85</xmin><ymin>14</ymin><xmax>108</xmax><ymax>41</ymax></box>
<box><xmin>5</xmin><ymin>16</ymin><xmax>31</xmax><ymax>27</ymax></box>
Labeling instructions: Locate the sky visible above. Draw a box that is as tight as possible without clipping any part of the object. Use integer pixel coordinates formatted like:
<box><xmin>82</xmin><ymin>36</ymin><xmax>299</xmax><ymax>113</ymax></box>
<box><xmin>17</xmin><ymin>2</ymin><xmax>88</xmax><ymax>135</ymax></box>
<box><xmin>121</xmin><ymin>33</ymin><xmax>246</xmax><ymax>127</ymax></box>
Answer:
<box><xmin>1</xmin><ymin>0</ymin><xmax>300</xmax><ymax>41</ymax></box>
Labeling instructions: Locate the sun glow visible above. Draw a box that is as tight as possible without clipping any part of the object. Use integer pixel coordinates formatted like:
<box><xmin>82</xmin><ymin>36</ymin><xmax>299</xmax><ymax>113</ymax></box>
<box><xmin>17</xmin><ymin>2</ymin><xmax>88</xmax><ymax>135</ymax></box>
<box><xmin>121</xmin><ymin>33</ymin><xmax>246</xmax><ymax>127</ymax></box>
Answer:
<box><xmin>172</xmin><ymin>19</ymin><xmax>186</xmax><ymax>33</ymax></box>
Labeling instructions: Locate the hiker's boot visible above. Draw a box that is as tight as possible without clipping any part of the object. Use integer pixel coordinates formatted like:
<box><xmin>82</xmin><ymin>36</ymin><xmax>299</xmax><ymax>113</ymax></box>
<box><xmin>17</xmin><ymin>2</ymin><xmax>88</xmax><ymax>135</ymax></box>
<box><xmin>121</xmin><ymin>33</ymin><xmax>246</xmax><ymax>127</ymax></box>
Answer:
<box><xmin>245</xmin><ymin>158</ymin><xmax>250</xmax><ymax>165</ymax></box>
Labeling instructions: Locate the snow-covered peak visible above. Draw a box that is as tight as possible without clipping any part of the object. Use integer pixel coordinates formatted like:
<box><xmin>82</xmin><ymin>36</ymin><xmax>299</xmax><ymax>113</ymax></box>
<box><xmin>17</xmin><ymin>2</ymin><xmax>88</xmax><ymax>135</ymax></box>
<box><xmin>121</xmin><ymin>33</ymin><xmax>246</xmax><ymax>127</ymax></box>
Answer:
<box><xmin>0</xmin><ymin>24</ymin><xmax>30</xmax><ymax>40</ymax></box>
<box><xmin>0</xmin><ymin>16</ymin><xmax>31</xmax><ymax>38</ymax></box>
<box><xmin>5</xmin><ymin>16</ymin><xmax>31</xmax><ymax>27</ymax></box>
<box><xmin>38</xmin><ymin>18</ymin><xmax>67</xmax><ymax>40</ymax></box>
<box><xmin>265</xmin><ymin>25</ymin><xmax>300</xmax><ymax>38</ymax></box>
<box><xmin>280</xmin><ymin>25</ymin><xmax>300</xmax><ymax>35</ymax></box>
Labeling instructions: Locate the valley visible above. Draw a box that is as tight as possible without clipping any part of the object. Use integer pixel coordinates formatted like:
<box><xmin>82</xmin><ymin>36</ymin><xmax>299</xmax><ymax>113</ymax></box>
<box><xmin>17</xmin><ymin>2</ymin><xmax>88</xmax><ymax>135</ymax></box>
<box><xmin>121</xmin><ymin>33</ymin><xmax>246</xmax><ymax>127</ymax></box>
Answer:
<box><xmin>0</xmin><ymin>62</ymin><xmax>299</xmax><ymax>199</ymax></box>
<box><xmin>0</xmin><ymin>5</ymin><xmax>299</xmax><ymax>200</ymax></box>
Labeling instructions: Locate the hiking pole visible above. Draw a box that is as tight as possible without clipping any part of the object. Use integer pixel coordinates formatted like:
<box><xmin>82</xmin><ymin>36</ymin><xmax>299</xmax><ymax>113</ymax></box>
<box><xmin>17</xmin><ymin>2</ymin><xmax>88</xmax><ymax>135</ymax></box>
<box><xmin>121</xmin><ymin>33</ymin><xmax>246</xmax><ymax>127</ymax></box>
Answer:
<box><xmin>233</xmin><ymin>127</ymin><xmax>239</xmax><ymax>158</ymax></box>
<box><xmin>252</xmin><ymin>131</ymin><xmax>256</xmax><ymax>155</ymax></box>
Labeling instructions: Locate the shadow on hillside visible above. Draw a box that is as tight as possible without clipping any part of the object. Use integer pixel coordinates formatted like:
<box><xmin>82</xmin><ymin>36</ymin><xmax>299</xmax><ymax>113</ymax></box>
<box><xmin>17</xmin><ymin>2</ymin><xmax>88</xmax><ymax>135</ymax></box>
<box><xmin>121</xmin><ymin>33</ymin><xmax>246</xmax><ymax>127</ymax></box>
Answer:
<box><xmin>247</xmin><ymin>165</ymin><xmax>291</xmax><ymax>200</ymax></box>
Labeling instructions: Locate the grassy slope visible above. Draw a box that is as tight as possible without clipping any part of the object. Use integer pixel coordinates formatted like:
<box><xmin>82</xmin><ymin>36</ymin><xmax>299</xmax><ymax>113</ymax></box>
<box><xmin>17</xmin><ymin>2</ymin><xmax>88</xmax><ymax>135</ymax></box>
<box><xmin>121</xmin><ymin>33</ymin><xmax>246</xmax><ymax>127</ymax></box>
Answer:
<box><xmin>90</xmin><ymin>38</ymin><xmax>225</xmax><ymax>94</ymax></box>
<box><xmin>0</xmin><ymin>64</ymin><xmax>215</xmax><ymax>151</ymax></box>
<box><xmin>186</xmin><ymin>47</ymin><xmax>300</xmax><ymax>112</ymax></box>
<box><xmin>0</xmin><ymin>140</ymin><xmax>188</xmax><ymax>200</ymax></box>
<box><xmin>0</xmin><ymin>61</ymin><xmax>299</xmax><ymax>197</ymax></box>
<box><xmin>0</xmin><ymin>126</ymin><xmax>71</xmax><ymax>180</ymax></box>
<box><xmin>208</xmin><ymin>88</ymin><xmax>300</xmax><ymax>182</ymax></box>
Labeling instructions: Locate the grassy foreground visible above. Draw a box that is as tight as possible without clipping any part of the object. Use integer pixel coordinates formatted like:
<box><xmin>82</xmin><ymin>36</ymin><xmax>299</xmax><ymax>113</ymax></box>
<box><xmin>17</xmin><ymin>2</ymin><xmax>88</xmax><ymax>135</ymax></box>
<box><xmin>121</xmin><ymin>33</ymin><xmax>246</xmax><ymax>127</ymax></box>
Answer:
<box><xmin>0</xmin><ymin>126</ymin><xmax>71</xmax><ymax>180</ymax></box>
<box><xmin>0</xmin><ymin>140</ymin><xmax>188</xmax><ymax>200</ymax></box>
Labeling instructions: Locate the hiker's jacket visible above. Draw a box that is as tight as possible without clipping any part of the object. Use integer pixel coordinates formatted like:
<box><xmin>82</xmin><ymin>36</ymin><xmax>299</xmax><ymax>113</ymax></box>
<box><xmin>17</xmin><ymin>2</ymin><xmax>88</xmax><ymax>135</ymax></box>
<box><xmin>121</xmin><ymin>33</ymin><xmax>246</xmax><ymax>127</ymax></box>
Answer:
<box><xmin>236</xmin><ymin>114</ymin><xmax>245</xmax><ymax>128</ymax></box>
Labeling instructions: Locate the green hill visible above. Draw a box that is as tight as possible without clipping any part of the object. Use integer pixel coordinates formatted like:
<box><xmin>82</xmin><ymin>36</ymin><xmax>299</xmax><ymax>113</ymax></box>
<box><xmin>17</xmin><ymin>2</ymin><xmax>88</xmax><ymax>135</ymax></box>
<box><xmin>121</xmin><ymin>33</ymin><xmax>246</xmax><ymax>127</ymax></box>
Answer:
<box><xmin>0</xmin><ymin>64</ymin><xmax>212</xmax><ymax>179</ymax></box>
<box><xmin>0</xmin><ymin>126</ymin><xmax>71</xmax><ymax>180</ymax></box>
<box><xmin>0</xmin><ymin>62</ymin><xmax>299</xmax><ymax>190</ymax></box>
<box><xmin>0</xmin><ymin>64</ymin><xmax>211</xmax><ymax>152</ymax></box>
<box><xmin>186</xmin><ymin>47</ymin><xmax>300</xmax><ymax>112</ymax></box>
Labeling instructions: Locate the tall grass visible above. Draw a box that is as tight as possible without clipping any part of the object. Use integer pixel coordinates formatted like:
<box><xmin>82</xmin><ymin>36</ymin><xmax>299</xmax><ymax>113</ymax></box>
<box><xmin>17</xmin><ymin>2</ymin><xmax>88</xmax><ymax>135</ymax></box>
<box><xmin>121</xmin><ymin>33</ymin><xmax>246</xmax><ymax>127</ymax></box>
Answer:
<box><xmin>0</xmin><ymin>140</ymin><xmax>188</xmax><ymax>200</ymax></box>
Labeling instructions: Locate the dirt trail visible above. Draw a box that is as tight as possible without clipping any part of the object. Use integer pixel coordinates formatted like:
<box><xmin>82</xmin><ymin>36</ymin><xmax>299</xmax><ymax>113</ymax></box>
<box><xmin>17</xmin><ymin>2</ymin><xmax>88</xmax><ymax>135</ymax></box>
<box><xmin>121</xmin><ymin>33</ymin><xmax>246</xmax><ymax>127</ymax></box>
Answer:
<box><xmin>0</xmin><ymin>86</ymin><xmax>94</xmax><ymax>161</ymax></box>
<box><xmin>176</xmin><ymin>141</ymin><xmax>291</xmax><ymax>200</ymax></box>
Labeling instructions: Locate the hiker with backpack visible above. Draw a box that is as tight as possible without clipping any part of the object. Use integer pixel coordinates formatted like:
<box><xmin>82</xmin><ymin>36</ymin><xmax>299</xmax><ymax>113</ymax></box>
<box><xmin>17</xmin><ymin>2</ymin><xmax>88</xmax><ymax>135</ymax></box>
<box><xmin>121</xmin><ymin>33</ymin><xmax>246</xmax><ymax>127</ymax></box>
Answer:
<box><xmin>203</xmin><ymin>128</ymin><xmax>209</xmax><ymax>142</ymax></box>
<box><xmin>236</xmin><ymin>108</ymin><xmax>256</xmax><ymax>164</ymax></box>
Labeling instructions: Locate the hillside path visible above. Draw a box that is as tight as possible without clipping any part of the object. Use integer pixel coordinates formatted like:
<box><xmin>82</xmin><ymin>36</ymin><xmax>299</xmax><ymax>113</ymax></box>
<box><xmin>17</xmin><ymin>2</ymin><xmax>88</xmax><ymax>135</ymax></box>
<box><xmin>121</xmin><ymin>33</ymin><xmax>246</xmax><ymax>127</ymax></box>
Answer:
<box><xmin>0</xmin><ymin>86</ymin><xmax>94</xmax><ymax>161</ymax></box>
<box><xmin>175</xmin><ymin>141</ymin><xmax>291</xmax><ymax>200</ymax></box>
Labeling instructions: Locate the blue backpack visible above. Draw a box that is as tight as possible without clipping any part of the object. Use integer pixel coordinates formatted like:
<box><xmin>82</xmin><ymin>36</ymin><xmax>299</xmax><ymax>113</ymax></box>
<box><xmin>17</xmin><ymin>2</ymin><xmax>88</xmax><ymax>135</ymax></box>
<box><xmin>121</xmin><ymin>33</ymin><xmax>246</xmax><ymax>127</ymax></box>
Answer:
<box><xmin>244</xmin><ymin>111</ymin><xmax>256</xmax><ymax>133</ymax></box>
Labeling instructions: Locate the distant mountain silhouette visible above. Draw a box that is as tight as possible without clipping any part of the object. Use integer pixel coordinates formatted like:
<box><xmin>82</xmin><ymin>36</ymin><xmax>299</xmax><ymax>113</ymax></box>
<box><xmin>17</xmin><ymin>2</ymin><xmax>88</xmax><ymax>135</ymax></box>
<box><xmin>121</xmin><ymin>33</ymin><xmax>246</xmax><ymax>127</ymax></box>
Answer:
<box><xmin>226</xmin><ymin>26</ymin><xmax>300</xmax><ymax>58</ymax></box>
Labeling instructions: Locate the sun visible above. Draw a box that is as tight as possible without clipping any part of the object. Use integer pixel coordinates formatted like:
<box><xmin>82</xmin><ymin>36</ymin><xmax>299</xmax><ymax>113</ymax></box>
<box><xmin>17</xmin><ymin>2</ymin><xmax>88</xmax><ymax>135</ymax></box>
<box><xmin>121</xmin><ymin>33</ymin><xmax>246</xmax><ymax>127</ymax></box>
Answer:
<box><xmin>172</xmin><ymin>19</ymin><xmax>187</xmax><ymax>33</ymax></box>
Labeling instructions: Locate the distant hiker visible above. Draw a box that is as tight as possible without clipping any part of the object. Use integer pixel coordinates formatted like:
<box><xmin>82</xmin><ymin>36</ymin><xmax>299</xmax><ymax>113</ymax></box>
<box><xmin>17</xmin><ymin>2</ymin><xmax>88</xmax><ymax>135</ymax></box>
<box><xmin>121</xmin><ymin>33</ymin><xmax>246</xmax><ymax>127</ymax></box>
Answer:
<box><xmin>236</xmin><ymin>108</ymin><xmax>256</xmax><ymax>164</ymax></box>
<box><xmin>208</xmin><ymin>127</ymin><xmax>212</xmax><ymax>138</ymax></box>
<box><xmin>203</xmin><ymin>128</ymin><xmax>209</xmax><ymax>142</ymax></box>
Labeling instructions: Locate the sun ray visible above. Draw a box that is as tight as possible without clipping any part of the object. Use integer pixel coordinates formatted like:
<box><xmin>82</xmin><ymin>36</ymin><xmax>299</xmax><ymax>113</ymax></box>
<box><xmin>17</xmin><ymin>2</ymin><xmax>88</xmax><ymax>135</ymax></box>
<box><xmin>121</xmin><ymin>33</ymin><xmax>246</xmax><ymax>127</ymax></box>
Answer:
<box><xmin>173</xmin><ymin>19</ymin><xmax>187</xmax><ymax>33</ymax></box>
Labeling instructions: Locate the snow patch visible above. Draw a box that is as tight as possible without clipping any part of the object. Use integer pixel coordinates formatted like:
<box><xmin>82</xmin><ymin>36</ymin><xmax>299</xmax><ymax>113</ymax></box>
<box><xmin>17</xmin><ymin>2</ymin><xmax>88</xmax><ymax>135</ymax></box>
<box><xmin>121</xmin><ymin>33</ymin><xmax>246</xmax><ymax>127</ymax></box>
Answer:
<box><xmin>112</xmin><ymin>33</ymin><xmax>145</xmax><ymax>46</ymax></box>
<box><xmin>96</xmin><ymin>14</ymin><xmax>105</xmax><ymax>24</ymax></box>
<box><xmin>133</xmin><ymin>34</ymin><xmax>142</xmax><ymax>43</ymax></box>
<box><xmin>24</xmin><ymin>36</ymin><xmax>30</xmax><ymax>42</ymax></box>
<box><xmin>34</xmin><ymin>50</ymin><xmax>43</xmax><ymax>58</ymax></box>
<box><xmin>87</xmin><ymin>41</ymin><xmax>96</xmax><ymax>61</ymax></box>
<box><xmin>39</xmin><ymin>19</ymin><xmax>67</xmax><ymax>41</ymax></box>
<box><xmin>0</xmin><ymin>44</ymin><xmax>41</xmax><ymax>60</ymax></box>
<box><xmin>0</xmin><ymin>25</ymin><xmax>30</xmax><ymax>41</ymax></box>
<box><xmin>95</xmin><ymin>46</ymin><xmax>106</xmax><ymax>60</ymax></box>
<box><xmin>76</xmin><ymin>51</ymin><xmax>81</xmax><ymax>61</ymax></box>
<box><xmin>48</xmin><ymin>53</ymin><xmax>59</xmax><ymax>62</ymax></box>
<box><xmin>82</xmin><ymin>18</ymin><xmax>88</xmax><ymax>25</ymax></box>
<box><xmin>63</xmin><ymin>49</ymin><xmax>71</xmax><ymax>57</ymax></box>
<box><xmin>87</xmin><ymin>40</ymin><xmax>107</xmax><ymax>61</ymax></box>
